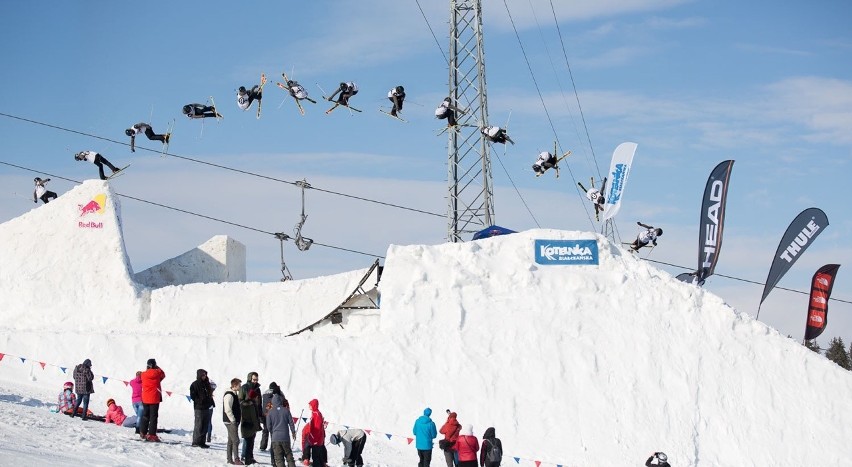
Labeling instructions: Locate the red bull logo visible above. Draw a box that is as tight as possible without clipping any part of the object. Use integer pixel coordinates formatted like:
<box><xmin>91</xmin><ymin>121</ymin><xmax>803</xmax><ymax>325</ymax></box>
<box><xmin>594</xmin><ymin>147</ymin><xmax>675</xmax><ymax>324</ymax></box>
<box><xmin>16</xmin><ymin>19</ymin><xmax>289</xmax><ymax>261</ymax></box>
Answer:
<box><xmin>77</xmin><ymin>193</ymin><xmax>106</xmax><ymax>229</ymax></box>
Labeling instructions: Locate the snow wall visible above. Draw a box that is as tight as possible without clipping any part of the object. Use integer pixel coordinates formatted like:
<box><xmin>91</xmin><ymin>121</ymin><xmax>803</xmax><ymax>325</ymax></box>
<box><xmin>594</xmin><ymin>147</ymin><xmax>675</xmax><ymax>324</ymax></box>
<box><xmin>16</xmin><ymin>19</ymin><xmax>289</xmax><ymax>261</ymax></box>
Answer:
<box><xmin>1</xmin><ymin>180</ymin><xmax>852</xmax><ymax>465</ymax></box>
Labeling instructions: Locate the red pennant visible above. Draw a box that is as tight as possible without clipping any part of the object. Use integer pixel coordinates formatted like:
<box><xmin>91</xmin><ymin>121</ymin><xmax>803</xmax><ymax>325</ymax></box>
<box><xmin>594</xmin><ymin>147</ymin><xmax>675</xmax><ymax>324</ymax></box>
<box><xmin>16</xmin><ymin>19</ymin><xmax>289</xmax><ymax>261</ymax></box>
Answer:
<box><xmin>165</xmin><ymin>391</ymin><xmax>172</xmax><ymax>397</ymax></box>
<box><xmin>406</xmin><ymin>437</ymin><xmax>413</xmax><ymax>445</ymax></box>
<box><xmin>535</xmin><ymin>462</ymin><xmax>541</xmax><ymax>467</ymax></box>
<box><xmin>39</xmin><ymin>362</ymin><xmax>46</xmax><ymax>369</ymax></box>
<box><xmin>364</xmin><ymin>429</ymin><xmax>372</xmax><ymax>435</ymax></box>
<box><xmin>123</xmin><ymin>381</ymin><xmax>129</xmax><ymax>386</ymax></box>
<box><xmin>0</xmin><ymin>353</ymin><xmax>4</xmax><ymax>361</ymax></box>
<box><xmin>293</xmin><ymin>417</ymin><xmax>298</xmax><ymax>423</ymax></box>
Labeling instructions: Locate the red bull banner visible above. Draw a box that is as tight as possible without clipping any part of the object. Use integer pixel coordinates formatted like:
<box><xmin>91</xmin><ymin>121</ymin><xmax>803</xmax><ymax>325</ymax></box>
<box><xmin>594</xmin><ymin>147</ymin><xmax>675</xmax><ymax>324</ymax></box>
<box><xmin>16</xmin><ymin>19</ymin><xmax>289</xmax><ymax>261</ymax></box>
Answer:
<box><xmin>759</xmin><ymin>208</ymin><xmax>829</xmax><ymax>307</ymax></box>
<box><xmin>78</xmin><ymin>193</ymin><xmax>106</xmax><ymax>229</ymax></box>
<box><xmin>804</xmin><ymin>264</ymin><xmax>840</xmax><ymax>341</ymax></box>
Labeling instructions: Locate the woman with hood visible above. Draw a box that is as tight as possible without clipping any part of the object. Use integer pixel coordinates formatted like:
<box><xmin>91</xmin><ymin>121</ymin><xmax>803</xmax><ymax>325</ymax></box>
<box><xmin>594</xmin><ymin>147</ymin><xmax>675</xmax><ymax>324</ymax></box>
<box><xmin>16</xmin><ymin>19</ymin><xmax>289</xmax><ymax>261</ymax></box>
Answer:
<box><xmin>413</xmin><ymin>407</ymin><xmax>438</xmax><ymax>467</ymax></box>
<box><xmin>129</xmin><ymin>371</ymin><xmax>143</xmax><ymax>434</ymax></box>
<box><xmin>439</xmin><ymin>411</ymin><xmax>461</xmax><ymax>467</ymax></box>
<box><xmin>479</xmin><ymin>427</ymin><xmax>502</xmax><ymax>467</ymax></box>
<box><xmin>453</xmin><ymin>424</ymin><xmax>479</xmax><ymax>467</ymax></box>
<box><xmin>305</xmin><ymin>399</ymin><xmax>328</xmax><ymax>466</ymax></box>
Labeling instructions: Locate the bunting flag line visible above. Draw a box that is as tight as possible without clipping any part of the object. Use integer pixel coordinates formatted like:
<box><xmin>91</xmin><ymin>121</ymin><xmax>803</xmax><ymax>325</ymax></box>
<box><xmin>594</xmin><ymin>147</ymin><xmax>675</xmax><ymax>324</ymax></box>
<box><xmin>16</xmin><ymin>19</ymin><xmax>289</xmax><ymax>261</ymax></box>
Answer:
<box><xmin>39</xmin><ymin>362</ymin><xmax>46</xmax><ymax>369</ymax></box>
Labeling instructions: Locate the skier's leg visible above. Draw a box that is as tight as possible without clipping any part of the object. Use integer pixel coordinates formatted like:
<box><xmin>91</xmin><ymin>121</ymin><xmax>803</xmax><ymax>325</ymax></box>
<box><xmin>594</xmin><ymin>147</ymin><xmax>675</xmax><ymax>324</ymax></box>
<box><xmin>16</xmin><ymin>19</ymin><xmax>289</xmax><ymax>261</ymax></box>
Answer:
<box><xmin>71</xmin><ymin>392</ymin><xmax>82</xmax><ymax>417</ymax></box>
<box><xmin>448</xmin><ymin>111</ymin><xmax>457</xmax><ymax>126</ymax></box>
<box><xmin>145</xmin><ymin>127</ymin><xmax>166</xmax><ymax>143</ymax></box>
<box><xmin>80</xmin><ymin>393</ymin><xmax>90</xmax><ymax>419</ymax></box>
<box><xmin>94</xmin><ymin>159</ymin><xmax>107</xmax><ymax>180</ymax></box>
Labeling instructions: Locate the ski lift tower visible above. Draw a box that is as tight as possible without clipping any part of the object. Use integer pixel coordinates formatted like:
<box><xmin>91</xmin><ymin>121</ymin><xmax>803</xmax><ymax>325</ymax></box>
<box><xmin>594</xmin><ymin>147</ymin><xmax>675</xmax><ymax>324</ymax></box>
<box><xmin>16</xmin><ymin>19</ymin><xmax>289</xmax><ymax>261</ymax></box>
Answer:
<box><xmin>446</xmin><ymin>0</ymin><xmax>494</xmax><ymax>242</ymax></box>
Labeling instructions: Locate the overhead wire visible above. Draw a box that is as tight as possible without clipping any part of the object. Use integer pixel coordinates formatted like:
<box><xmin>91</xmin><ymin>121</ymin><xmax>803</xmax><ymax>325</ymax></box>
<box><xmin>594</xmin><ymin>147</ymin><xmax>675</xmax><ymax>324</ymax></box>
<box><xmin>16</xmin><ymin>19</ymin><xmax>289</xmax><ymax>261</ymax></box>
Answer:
<box><xmin>0</xmin><ymin>112</ymin><xmax>443</xmax><ymax>219</ymax></box>
<box><xmin>413</xmin><ymin>0</ymin><xmax>449</xmax><ymax>66</ymax></box>
<box><xmin>0</xmin><ymin>160</ymin><xmax>385</xmax><ymax>259</ymax></box>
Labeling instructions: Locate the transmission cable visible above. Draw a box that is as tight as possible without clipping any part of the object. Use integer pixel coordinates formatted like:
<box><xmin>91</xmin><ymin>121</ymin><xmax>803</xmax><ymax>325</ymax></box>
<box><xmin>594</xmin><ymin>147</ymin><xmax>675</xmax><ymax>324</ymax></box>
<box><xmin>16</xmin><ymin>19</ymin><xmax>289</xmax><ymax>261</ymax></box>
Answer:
<box><xmin>413</xmin><ymin>0</ymin><xmax>449</xmax><ymax>65</ymax></box>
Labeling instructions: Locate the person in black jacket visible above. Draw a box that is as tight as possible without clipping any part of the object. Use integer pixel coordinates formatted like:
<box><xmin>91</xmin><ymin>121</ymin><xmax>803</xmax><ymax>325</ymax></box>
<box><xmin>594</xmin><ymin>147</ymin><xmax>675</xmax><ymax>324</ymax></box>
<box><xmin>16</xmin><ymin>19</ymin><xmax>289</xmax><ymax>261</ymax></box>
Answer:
<box><xmin>70</xmin><ymin>359</ymin><xmax>94</xmax><ymax>420</ymax></box>
<box><xmin>645</xmin><ymin>452</ymin><xmax>671</xmax><ymax>467</ymax></box>
<box><xmin>189</xmin><ymin>368</ymin><xmax>214</xmax><ymax>448</ymax></box>
<box><xmin>479</xmin><ymin>427</ymin><xmax>503</xmax><ymax>467</ymax></box>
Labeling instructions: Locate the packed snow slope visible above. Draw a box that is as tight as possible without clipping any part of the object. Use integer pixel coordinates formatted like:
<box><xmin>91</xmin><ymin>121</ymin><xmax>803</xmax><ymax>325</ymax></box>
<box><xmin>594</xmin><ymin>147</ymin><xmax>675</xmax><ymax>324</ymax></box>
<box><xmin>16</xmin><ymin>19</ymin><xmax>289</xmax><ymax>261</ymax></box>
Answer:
<box><xmin>1</xmin><ymin>180</ymin><xmax>852</xmax><ymax>465</ymax></box>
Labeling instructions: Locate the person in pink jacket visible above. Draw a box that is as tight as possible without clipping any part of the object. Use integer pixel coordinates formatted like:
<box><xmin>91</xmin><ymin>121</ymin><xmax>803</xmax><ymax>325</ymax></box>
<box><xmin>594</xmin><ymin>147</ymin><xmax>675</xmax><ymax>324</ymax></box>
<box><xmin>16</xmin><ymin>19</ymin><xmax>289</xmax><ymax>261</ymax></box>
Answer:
<box><xmin>104</xmin><ymin>398</ymin><xmax>137</xmax><ymax>427</ymax></box>
<box><xmin>453</xmin><ymin>424</ymin><xmax>480</xmax><ymax>467</ymax></box>
<box><xmin>129</xmin><ymin>370</ymin><xmax>144</xmax><ymax>433</ymax></box>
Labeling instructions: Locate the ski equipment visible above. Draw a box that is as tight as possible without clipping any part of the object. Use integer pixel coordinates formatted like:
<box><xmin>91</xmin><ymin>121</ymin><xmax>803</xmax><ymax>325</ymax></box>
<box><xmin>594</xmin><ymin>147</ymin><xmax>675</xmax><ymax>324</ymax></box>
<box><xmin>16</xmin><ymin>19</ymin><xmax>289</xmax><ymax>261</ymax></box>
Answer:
<box><xmin>106</xmin><ymin>163</ymin><xmax>132</xmax><ymax>180</ymax></box>
<box><xmin>256</xmin><ymin>73</ymin><xmax>268</xmax><ymax>119</ymax></box>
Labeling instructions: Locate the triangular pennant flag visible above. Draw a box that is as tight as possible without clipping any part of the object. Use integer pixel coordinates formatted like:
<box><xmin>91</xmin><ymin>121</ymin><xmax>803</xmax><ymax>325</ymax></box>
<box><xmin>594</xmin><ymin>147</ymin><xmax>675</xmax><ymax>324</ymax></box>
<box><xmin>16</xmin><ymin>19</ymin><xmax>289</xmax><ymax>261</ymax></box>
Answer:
<box><xmin>557</xmin><ymin>464</ymin><xmax>563</xmax><ymax>467</ymax></box>
<box><xmin>0</xmin><ymin>353</ymin><xmax>4</xmax><ymax>361</ymax></box>
<box><xmin>514</xmin><ymin>458</ymin><xmax>521</xmax><ymax>464</ymax></box>
<box><xmin>123</xmin><ymin>380</ymin><xmax>129</xmax><ymax>387</ymax></box>
<box><xmin>186</xmin><ymin>395</ymin><xmax>192</xmax><ymax>402</ymax></box>
<box><xmin>165</xmin><ymin>391</ymin><xmax>172</xmax><ymax>397</ymax></box>
<box><xmin>406</xmin><ymin>437</ymin><xmax>413</xmax><ymax>445</ymax></box>
<box><xmin>292</xmin><ymin>417</ymin><xmax>298</xmax><ymax>423</ymax></box>
<box><xmin>302</xmin><ymin>417</ymin><xmax>308</xmax><ymax>423</ymax></box>
<box><xmin>39</xmin><ymin>362</ymin><xmax>46</xmax><ymax>369</ymax></box>
<box><xmin>364</xmin><ymin>429</ymin><xmax>372</xmax><ymax>435</ymax></box>
<box><xmin>102</xmin><ymin>376</ymin><xmax>108</xmax><ymax>384</ymax></box>
<box><xmin>385</xmin><ymin>433</ymin><xmax>392</xmax><ymax>440</ymax></box>
<box><xmin>535</xmin><ymin>462</ymin><xmax>541</xmax><ymax>467</ymax></box>
<box><xmin>343</xmin><ymin>425</ymin><xmax>349</xmax><ymax>429</ymax></box>
<box><xmin>20</xmin><ymin>357</ymin><xmax>26</xmax><ymax>363</ymax></box>
<box><xmin>60</xmin><ymin>367</ymin><xmax>67</xmax><ymax>373</ymax></box>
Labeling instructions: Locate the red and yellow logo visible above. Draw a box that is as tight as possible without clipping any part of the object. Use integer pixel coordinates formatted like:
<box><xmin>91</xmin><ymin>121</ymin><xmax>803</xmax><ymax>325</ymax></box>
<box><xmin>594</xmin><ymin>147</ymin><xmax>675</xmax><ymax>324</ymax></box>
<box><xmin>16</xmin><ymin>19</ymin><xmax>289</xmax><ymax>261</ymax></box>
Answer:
<box><xmin>78</xmin><ymin>193</ymin><xmax>106</xmax><ymax>218</ymax></box>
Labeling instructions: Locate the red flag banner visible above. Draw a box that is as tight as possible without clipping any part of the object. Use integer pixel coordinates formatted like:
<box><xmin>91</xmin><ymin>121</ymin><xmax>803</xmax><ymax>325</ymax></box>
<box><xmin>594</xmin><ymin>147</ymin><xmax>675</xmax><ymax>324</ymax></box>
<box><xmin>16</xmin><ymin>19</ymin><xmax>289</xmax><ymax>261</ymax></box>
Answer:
<box><xmin>804</xmin><ymin>264</ymin><xmax>840</xmax><ymax>341</ymax></box>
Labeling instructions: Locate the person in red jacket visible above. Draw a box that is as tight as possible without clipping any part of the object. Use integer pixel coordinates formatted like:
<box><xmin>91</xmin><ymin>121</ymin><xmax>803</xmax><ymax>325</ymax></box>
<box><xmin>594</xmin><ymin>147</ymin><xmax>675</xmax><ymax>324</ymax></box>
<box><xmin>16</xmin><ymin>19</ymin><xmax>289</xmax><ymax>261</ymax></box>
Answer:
<box><xmin>304</xmin><ymin>398</ymin><xmax>327</xmax><ymax>467</ymax></box>
<box><xmin>453</xmin><ymin>424</ymin><xmax>479</xmax><ymax>467</ymax></box>
<box><xmin>139</xmin><ymin>358</ymin><xmax>166</xmax><ymax>442</ymax></box>
<box><xmin>439</xmin><ymin>410</ymin><xmax>461</xmax><ymax>467</ymax></box>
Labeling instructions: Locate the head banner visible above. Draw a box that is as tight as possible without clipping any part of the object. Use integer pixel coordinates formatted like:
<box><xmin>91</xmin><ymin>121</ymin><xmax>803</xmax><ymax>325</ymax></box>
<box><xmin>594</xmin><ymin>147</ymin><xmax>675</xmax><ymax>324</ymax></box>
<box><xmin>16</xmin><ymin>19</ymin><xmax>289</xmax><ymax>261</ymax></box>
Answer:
<box><xmin>804</xmin><ymin>264</ymin><xmax>840</xmax><ymax>341</ymax></box>
<box><xmin>696</xmin><ymin>160</ymin><xmax>734</xmax><ymax>284</ymax></box>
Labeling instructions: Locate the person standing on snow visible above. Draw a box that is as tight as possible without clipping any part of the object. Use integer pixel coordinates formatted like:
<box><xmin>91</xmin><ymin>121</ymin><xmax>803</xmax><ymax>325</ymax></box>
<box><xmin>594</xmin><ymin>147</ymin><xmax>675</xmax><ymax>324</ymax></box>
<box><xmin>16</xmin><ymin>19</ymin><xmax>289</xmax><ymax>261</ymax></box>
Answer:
<box><xmin>126</xmin><ymin>122</ymin><xmax>169</xmax><ymax>153</ymax></box>
<box><xmin>480</xmin><ymin>126</ymin><xmax>514</xmax><ymax>145</ymax></box>
<box><xmin>388</xmin><ymin>85</ymin><xmax>406</xmax><ymax>117</ymax></box>
<box><xmin>261</xmin><ymin>382</ymin><xmax>286</xmax><ymax>452</ymax></box>
<box><xmin>139</xmin><ymin>358</ymin><xmax>166</xmax><ymax>442</ymax></box>
<box><xmin>646</xmin><ymin>452</ymin><xmax>671</xmax><ymax>467</ymax></box>
<box><xmin>223</xmin><ymin>378</ymin><xmax>244</xmax><ymax>465</ymax></box>
<box><xmin>207</xmin><ymin>380</ymin><xmax>217</xmax><ymax>443</ymax></box>
<box><xmin>304</xmin><ymin>398</ymin><xmax>328</xmax><ymax>467</ymax></box>
<box><xmin>183</xmin><ymin>103</ymin><xmax>221</xmax><ymax>119</ymax></box>
<box><xmin>240</xmin><ymin>388</ymin><xmax>263</xmax><ymax>465</ymax></box>
<box><xmin>330</xmin><ymin>428</ymin><xmax>367</xmax><ymax>467</ymax></box>
<box><xmin>479</xmin><ymin>427</ymin><xmax>503</xmax><ymax>467</ymax></box>
<box><xmin>189</xmin><ymin>368</ymin><xmax>214</xmax><ymax>448</ymax></box>
<box><xmin>129</xmin><ymin>370</ymin><xmax>143</xmax><ymax>434</ymax></box>
<box><xmin>439</xmin><ymin>410</ymin><xmax>461</xmax><ymax>467</ymax></box>
<box><xmin>33</xmin><ymin>177</ymin><xmax>57</xmax><ymax>204</ymax></box>
<box><xmin>70</xmin><ymin>358</ymin><xmax>94</xmax><ymax>420</ymax></box>
<box><xmin>453</xmin><ymin>424</ymin><xmax>479</xmax><ymax>467</ymax></box>
<box><xmin>266</xmin><ymin>394</ymin><xmax>297</xmax><ymax>467</ymax></box>
<box><xmin>413</xmin><ymin>407</ymin><xmax>438</xmax><ymax>467</ymax></box>
<box><xmin>57</xmin><ymin>381</ymin><xmax>76</xmax><ymax>415</ymax></box>
<box><xmin>328</xmin><ymin>81</ymin><xmax>359</xmax><ymax>106</ymax></box>
<box><xmin>630</xmin><ymin>222</ymin><xmax>663</xmax><ymax>252</ymax></box>
<box><xmin>74</xmin><ymin>150</ymin><xmax>121</xmax><ymax>180</ymax></box>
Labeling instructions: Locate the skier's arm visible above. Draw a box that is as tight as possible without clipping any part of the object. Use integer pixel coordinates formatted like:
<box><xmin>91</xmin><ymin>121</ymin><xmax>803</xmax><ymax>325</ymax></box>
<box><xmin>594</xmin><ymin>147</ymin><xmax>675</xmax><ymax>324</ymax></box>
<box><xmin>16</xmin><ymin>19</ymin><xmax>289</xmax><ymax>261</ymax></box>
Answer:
<box><xmin>645</xmin><ymin>455</ymin><xmax>655</xmax><ymax>467</ymax></box>
<box><xmin>638</xmin><ymin>222</ymin><xmax>653</xmax><ymax>229</ymax></box>
<box><xmin>600</xmin><ymin>177</ymin><xmax>607</xmax><ymax>197</ymax></box>
<box><xmin>130</xmin><ymin>135</ymin><xmax>136</xmax><ymax>152</ymax></box>
<box><xmin>33</xmin><ymin>189</ymin><xmax>37</xmax><ymax>203</ymax></box>
<box><xmin>327</xmin><ymin>88</ymin><xmax>340</xmax><ymax>101</ymax></box>
<box><xmin>577</xmin><ymin>182</ymin><xmax>588</xmax><ymax>192</ymax></box>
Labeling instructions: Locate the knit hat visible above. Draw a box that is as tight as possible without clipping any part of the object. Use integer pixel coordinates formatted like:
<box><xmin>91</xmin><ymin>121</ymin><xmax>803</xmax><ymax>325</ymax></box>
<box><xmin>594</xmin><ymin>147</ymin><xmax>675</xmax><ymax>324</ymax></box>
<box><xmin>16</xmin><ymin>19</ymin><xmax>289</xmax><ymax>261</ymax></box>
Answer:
<box><xmin>83</xmin><ymin>359</ymin><xmax>92</xmax><ymax>367</ymax></box>
<box><xmin>106</xmin><ymin>398</ymin><xmax>115</xmax><ymax>407</ymax></box>
<box><xmin>146</xmin><ymin>358</ymin><xmax>157</xmax><ymax>368</ymax></box>
<box><xmin>269</xmin><ymin>382</ymin><xmax>279</xmax><ymax>391</ymax></box>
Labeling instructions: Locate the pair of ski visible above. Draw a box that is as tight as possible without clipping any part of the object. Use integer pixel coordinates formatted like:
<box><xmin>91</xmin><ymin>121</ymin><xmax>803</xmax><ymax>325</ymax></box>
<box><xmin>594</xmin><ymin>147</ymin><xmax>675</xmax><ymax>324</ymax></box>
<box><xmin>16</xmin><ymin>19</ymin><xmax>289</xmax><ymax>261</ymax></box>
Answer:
<box><xmin>276</xmin><ymin>72</ymin><xmax>317</xmax><ymax>115</ymax></box>
<box><xmin>256</xmin><ymin>73</ymin><xmax>268</xmax><ymax>119</ymax></box>
<box><xmin>578</xmin><ymin>176</ymin><xmax>607</xmax><ymax>222</ymax></box>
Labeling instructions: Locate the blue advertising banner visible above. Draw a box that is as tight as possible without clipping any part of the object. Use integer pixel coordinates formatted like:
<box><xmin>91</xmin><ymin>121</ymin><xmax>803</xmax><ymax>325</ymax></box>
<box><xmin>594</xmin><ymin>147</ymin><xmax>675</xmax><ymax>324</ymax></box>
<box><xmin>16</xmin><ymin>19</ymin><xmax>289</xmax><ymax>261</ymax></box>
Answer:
<box><xmin>534</xmin><ymin>239</ymin><xmax>599</xmax><ymax>265</ymax></box>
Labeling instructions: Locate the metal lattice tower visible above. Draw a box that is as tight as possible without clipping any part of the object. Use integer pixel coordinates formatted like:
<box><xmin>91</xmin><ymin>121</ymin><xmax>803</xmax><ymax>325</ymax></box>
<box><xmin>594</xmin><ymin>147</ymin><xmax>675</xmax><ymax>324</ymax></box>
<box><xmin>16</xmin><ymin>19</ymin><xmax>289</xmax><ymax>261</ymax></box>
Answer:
<box><xmin>446</xmin><ymin>0</ymin><xmax>494</xmax><ymax>242</ymax></box>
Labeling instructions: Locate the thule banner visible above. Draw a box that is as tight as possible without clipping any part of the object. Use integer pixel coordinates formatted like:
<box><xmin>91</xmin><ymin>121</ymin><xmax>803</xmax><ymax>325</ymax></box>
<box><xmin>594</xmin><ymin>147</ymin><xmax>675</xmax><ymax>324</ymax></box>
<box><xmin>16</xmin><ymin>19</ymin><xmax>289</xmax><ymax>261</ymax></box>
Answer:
<box><xmin>696</xmin><ymin>160</ymin><xmax>734</xmax><ymax>284</ymax></box>
<box><xmin>760</xmin><ymin>208</ymin><xmax>829</xmax><ymax>306</ymax></box>
<box><xmin>534</xmin><ymin>240</ymin><xmax>599</xmax><ymax>265</ymax></box>
<box><xmin>804</xmin><ymin>264</ymin><xmax>841</xmax><ymax>341</ymax></box>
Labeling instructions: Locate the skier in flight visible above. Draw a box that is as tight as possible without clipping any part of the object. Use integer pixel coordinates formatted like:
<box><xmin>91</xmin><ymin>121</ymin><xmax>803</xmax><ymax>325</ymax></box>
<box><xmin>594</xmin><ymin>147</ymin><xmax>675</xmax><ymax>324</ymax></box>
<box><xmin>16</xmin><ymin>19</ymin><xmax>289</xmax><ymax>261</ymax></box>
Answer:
<box><xmin>578</xmin><ymin>177</ymin><xmax>607</xmax><ymax>220</ymax></box>
<box><xmin>286</xmin><ymin>80</ymin><xmax>313</xmax><ymax>102</ymax></box>
<box><xmin>328</xmin><ymin>82</ymin><xmax>359</xmax><ymax>106</ymax></box>
<box><xmin>74</xmin><ymin>151</ymin><xmax>122</xmax><ymax>180</ymax></box>
<box><xmin>33</xmin><ymin>177</ymin><xmax>58</xmax><ymax>204</ymax></box>
<box><xmin>237</xmin><ymin>85</ymin><xmax>263</xmax><ymax>111</ymax></box>
<box><xmin>125</xmin><ymin>123</ymin><xmax>169</xmax><ymax>153</ymax></box>
<box><xmin>532</xmin><ymin>151</ymin><xmax>560</xmax><ymax>178</ymax></box>
<box><xmin>481</xmin><ymin>125</ymin><xmax>514</xmax><ymax>145</ymax></box>
<box><xmin>630</xmin><ymin>222</ymin><xmax>663</xmax><ymax>252</ymax></box>
<box><xmin>387</xmin><ymin>85</ymin><xmax>406</xmax><ymax>117</ymax></box>
<box><xmin>435</xmin><ymin>97</ymin><xmax>463</xmax><ymax>127</ymax></box>
<box><xmin>182</xmin><ymin>103</ymin><xmax>221</xmax><ymax>119</ymax></box>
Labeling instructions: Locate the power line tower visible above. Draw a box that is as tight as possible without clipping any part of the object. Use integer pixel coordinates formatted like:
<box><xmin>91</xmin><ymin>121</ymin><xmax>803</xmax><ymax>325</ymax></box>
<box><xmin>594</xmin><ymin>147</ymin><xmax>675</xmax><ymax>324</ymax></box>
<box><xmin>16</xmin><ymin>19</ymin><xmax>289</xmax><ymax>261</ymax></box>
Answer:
<box><xmin>446</xmin><ymin>0</ymin><xmax>494</xmax><ymax>242</ymax></box>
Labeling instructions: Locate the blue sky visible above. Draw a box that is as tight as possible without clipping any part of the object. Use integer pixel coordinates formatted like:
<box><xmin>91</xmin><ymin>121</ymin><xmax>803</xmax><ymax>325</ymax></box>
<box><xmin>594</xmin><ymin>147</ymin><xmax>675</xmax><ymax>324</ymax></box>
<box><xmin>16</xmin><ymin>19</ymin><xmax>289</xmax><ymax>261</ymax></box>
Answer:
<box><xmin>1</xmin><ymin>0</ymin><xmax>850</xmax><ymax>343</ymax></box>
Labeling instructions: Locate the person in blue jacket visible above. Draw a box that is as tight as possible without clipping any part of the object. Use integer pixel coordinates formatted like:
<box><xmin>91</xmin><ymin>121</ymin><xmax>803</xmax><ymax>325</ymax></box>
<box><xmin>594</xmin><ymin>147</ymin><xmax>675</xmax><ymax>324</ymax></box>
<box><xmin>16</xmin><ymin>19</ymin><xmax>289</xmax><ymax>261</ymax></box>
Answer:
<box><xmin>413</xmin><ymin>407</ymin><xmax>438</xmax><ymax>467</ymax></box>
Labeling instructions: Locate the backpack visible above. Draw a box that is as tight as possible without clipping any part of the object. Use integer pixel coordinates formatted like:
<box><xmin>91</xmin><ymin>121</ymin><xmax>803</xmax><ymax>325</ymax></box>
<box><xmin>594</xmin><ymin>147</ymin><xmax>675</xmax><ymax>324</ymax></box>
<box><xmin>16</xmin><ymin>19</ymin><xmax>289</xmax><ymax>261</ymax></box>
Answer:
<box><xmin>485</xmin><ymin>438</ymin><xmax>502</xmax><ymax>463</ymax></box>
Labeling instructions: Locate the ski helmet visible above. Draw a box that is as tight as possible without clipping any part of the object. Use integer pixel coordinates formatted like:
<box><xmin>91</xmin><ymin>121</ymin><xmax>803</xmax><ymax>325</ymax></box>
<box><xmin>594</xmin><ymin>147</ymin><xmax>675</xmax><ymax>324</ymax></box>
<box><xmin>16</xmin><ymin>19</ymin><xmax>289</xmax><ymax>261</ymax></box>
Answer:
<box><xmin>287</xmin><ymin>80</ymin><xmax>295</xmax><ymax>87</ymax></box>
<box><xmin>444</xmin><ymin>97</ymin><xmax>451</xmax><ymax>102</ymax></box>
<box><xmin>63</xmin><ymin>381</ymin><xmax>73</xmax><ymax>389</ymax></box>
<box><xmin>34</xmin><ymin>177</ymin><xmax>41</xmax><ymax>182</ymax></box>
<box><xmin>106</xmin><ymin>398</ymin><xmax>115</xmax><ymax>407</ymax></box>
<box><xmin>395</xmin><ymin>85</ymin><xmax>404</xmax><ymax>94</ymax></box>
<box><xmin>125</xmin><ymin>129</ymin><xmax>134</xmax><ymax>136</ymax></box>
<box><xmin>182</xmin><ymin>105</ymin><xmax>192</xmax><ymax>114</ymax></box>
<box><xmin>238</xmin><ymin>86</ymin><xmax>247</xmax><ymax>94</ymax></box>
<box><xmin>656</xmin><ymin>452</ymin><xmax>668</xmax><ymax>462</ymax></box>
<box><xmin>339</xmin><ymin>82</ymin><xmax>348</xmax><ymax>91</ymax></box>
<box><xmin>655</xmin><ymin>228</ymin><xmax>663</xmax><ymax>236</ymax></box>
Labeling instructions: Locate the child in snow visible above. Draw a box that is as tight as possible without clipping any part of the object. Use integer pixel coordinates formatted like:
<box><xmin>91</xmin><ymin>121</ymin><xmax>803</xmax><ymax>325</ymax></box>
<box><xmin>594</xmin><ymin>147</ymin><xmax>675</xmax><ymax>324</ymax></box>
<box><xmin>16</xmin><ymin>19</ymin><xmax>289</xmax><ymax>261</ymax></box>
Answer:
<box><xmin>57</xmin><ymin>381</ymin><xmax>76</xmax><ymax>414</ymax></box>
<box><xmin>104</xmin><ymin>398</ymin><xmax>137</xmax><ymax>427</ymax></box>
